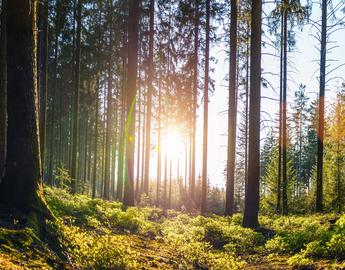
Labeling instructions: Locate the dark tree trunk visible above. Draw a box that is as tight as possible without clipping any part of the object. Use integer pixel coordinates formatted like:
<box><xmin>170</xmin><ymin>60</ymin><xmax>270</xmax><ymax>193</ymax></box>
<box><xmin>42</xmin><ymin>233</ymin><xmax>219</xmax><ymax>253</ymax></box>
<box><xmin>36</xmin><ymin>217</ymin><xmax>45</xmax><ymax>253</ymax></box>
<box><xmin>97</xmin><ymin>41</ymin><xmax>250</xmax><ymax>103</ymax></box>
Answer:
<box><xmin>282</xmin><ymin>0</ymin><xmax>288</xmax><ymax>216</ymax></box>
<box><xmin>277</xmin><ymin>6</ymin><xmax>284</xmax><ymax>214</ymax></box>
<box><xmin>225</xmin><ymin>0</ymin><xmax>238</xmax><ymax>216</ymax></box>
<box><xmin>0</xmin><ymin>0</ymin><xmax>46</xmax><ymax>213</ymax></box>
<box><xmin>71</xmin><ymin>0</ymin><xmax>82</xmax><ymax>193</ymax></box>
<box><xmin>123</xmin><ymin>0</ymin><xmax>139</xmax><ymax>206</ymax></box>
<box><xmin>316</xmin><ymin>0</ymin><xmax>327</xmax><ymax>212</ymax></box>
<box><xmin>143</xmin><ymin>0</ymin><xmax>154</xmax><ymax>195</ymax></box>
<box><xmin>0</xmin><ymin>0</ymin><xmax>7</xmax><ymax>176</ymax></box>
<box><xmin>243</xmin><ymin>0</ymin><xmax>262</xmax><ymax>229</ymax></box>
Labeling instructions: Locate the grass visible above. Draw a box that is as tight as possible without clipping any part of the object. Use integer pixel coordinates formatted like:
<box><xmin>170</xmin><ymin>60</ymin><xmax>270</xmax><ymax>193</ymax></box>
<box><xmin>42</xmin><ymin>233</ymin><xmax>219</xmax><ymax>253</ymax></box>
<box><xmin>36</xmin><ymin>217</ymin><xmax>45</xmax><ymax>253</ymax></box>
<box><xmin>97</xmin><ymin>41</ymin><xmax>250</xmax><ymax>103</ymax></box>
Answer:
<box><xmin>0</xmin><ymin>186</ymin><xmax>344</xmax><ymax>269</ymax></box>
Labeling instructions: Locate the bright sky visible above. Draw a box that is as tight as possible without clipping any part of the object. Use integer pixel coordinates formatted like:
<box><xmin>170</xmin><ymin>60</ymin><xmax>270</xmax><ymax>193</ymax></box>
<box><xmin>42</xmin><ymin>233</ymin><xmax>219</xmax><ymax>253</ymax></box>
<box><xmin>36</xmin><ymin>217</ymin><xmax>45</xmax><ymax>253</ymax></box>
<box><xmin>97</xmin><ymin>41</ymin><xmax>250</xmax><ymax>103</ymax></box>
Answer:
<box><xmin>197</xmin><ymin>0</ymin><xmax>345</xmax><ymax>188</ymax></box>
<box><xmin>144</xmin><ymin>1</ymin><xmax>345</xmax><ymax>189</ymax></box>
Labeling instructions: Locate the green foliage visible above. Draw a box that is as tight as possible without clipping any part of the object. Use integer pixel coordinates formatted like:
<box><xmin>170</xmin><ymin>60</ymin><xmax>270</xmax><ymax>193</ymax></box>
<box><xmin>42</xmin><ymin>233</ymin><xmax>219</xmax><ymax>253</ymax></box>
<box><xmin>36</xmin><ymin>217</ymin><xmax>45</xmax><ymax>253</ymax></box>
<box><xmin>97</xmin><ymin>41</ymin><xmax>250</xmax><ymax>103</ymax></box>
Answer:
<box><xmin>53</xmin><ymin>221</ymin><xmax>139</xmax><ymax>269</ymax></box>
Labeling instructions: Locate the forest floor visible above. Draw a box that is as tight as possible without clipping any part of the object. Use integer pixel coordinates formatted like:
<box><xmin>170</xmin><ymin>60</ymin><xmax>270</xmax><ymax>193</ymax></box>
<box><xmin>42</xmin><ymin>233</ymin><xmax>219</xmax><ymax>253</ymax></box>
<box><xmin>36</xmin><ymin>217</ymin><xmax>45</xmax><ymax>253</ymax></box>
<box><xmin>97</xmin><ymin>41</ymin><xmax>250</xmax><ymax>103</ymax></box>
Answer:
<box><xmin>0</xmin><ymin>187</ymin><xmax>344</xmax><ymax>270</ymax></box>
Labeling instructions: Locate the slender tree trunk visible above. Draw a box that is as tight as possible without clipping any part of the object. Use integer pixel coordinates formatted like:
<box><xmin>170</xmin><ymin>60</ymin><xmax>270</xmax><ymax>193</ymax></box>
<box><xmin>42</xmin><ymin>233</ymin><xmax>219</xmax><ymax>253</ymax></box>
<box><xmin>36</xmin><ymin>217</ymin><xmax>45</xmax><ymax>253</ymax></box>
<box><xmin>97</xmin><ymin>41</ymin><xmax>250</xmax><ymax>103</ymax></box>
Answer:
<box><xmin>143</xmin><ymin>0</ymin><xmax>154</xmax><ymax>195</ymax></box>
<box><xmin>71</xmin><ymin>0</ymin><xmax>82</xmax><ymax>193</ymax></box>
<box><xmin>111</xmin><ymin>98</ymin><xmax>118</xmax><ymax>199</ymax></box>
<box><xmin>156</xmin><ymin>83</ymin><xmax>161</xmax><ymax>206</ymax></box>
<box><xmin>316</xmin><ymin>0</ymin><xmax>327</xmax><ymax>212</ymax></box>
<box><xmin>48</xmin><ymin>0</ymin><xmax>60</xmax><ymax>183</ymax></box>
<box><xmin>225</xmin><ymin>0</ymin><xmax>238</xmax><ymax>216</ymax></box>
<box><xmin>0</xmin><ymin>0</ymin><xmax>47</xmax><ymax>213</ymax></box>
<box><xmin>38</xmin><ymin>0</ymin><xmax>48</xmax><ymax>178</ymax></box>
<box><xmin>190</xmin><ymin>0</ymin><xmax>199</xmax><ymax>211</ymax></box>
<box><xmin>136</xmin><ymin>86</ymin><xmax>141</xmax><ymax>200</ymax></box>
<box><xmin>201</xmin><ymin>0</ymin><xmax>210</xmax><ymax>215</ymax></box>
<box><xmin>123</xmin><ymin>0</ymin><xmax>139</xmax><ymax>206</ymax></box>
<box><xmin>104</xmin><ymin>0</ymin><xmax>113</xmax><ymax>200</ymax></box>
<box><xmin>140</xmin><ymin>94</ymin><xmax>146</xmax><ymax>194</ymax></box>
<box><xmin>0</xmin><ymin>0</ymin><xmax>7</xmax><ymax>176</ymax></box>
<box><xmin>168</xmin><ymin>158</ymin><xmax>172</xmax><ymax>209</ymax></box>
<box><xmin>243</xmin><ymin>0</ymin><xmax>262</xmax><ymax>229</ymax></box>
<box><xmin>282</xmin><ymin>0</ymin><xmax>288</xmax><ymax>215</ymax></box>
<box><xmin>277</xmin><ymin>7</ymin><xmax>284</xmax><ymax>214</ymax></box>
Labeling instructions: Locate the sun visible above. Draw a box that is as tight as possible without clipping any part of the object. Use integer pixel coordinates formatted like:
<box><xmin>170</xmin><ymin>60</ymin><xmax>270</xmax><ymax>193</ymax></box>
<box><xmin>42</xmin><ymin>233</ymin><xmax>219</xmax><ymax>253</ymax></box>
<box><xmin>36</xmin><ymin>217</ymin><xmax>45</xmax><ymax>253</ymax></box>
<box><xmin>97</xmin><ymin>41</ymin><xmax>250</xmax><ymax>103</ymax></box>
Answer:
<box><xmin>165</xmin><ymin>128</ymin><xmax>183</xmax><ymax>159</ymax></box>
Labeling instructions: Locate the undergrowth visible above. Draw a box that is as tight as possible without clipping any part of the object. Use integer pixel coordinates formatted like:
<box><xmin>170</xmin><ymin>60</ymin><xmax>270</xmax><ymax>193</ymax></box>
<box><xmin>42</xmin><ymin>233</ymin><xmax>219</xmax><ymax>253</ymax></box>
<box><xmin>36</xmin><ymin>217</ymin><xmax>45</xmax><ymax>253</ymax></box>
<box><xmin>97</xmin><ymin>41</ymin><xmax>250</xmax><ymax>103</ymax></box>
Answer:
<box><xmin>0</xmin><ymin>186</ymin><xmax>344</xmax><ymax>269</ymax></box>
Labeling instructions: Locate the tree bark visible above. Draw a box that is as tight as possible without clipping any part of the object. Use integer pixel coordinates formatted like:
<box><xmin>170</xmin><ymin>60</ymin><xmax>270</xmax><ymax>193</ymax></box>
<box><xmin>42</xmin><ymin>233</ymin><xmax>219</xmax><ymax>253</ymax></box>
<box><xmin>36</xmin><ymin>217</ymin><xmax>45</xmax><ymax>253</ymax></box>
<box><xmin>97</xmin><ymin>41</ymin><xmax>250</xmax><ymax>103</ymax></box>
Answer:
<box><xmin>71</xmin><ymin>0</ymin><xmax>82</xmax><ymax>193</ymax></box>
<box><xmin>225</xmin><ymin>0</ymin><xmax>238</xmax><ymax>216</ymax></box>
<box><xmin>0</xmin><ymin>0</ymin><xmax>7</xmax><ymax>176</ymax></box>
<box><xmin>282</xmin><ymin>0</ymin><xmax>288</xmax><ymax>216</ymax></box>
<box><xmin>0</xmin><ymin>0</ymin><xmax>47</xmax><ymax>213</ymax></box>
<box><xmin>316</xmin><ymin>0</ymin><xmax>327</xmax><ymax>212</ymax></box>
<box><xmin>104</xmin><ymin>0</ymin><xmax>113</xmax><ymax>200</ymax></box>
<box><xmin>123</xmin><ymin>0</ymin><xmax>139</xmax><ymax>206</ymax></box>
<box><xmin>243</xmin><ymin>0</ymin><xmax>262</xmax><ymax>229</ymax></box>
<box><xmin>201</xmin><ymin>0</ymin><xmax>210</xmax><ymax>215</ymax></box>
<box><xmin>143</xmin><ymin>0</ymin><xmax>154</xmax><ymax>195</ymax></box>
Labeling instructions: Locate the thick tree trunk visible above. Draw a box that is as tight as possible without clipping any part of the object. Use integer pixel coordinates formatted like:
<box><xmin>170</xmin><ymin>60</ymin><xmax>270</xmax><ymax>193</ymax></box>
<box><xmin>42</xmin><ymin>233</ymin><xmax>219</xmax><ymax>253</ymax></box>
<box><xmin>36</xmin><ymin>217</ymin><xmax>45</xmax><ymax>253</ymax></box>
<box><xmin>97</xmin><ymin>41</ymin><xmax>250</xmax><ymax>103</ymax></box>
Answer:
<box><xmin>71</xmin><ymin>0</ymin><xmax>82</xmax><ymax>193</ymax></box>
<box><xmin>123</xmin><ymin>0</ymin><xmax>139</xmax><ymax>206</ymax></box>
<box><xmin>225</xmin><ymin>0</ymin><xmax>238</xmax><ymax>216</ymax></box>
<box><xmin>243</xmin><ymin>0</ymin><xmax>262</xmax><ymax>229</ymax></box>
<box><xmin>0</xmin><ymin>0</ymin><xmax>7</xmax><ymax>176</ymax></box>
<box><xmin>0</xmin><ymin>0</ymin><xmax>47</xmax><ymax>213</ymax></box>
<box><xmin>316</xmin><ymin>0</ymin><xmax>327</xmax><ymax>212</ymax></box>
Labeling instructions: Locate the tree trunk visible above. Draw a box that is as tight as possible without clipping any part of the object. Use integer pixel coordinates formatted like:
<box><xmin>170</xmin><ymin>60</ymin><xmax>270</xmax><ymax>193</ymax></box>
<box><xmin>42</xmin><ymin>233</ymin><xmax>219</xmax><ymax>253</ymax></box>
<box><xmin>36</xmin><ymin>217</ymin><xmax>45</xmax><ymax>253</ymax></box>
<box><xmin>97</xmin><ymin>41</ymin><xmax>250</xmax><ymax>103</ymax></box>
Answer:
<box><xmin>0</xmin><ymin>0</ymin><xmax>47</xmax><ymax>213</ymax></box>
<box><xmin>123</xmin><ymin>0</ymin><xmax>139</xmax><ymax>206</ymax></box>
<box><xmin>201</xmin><ymin>0</ymin><xmax>210</xmax><ymax>215</ymax></box>
<box><xmin>282</xmin><ymin>0</ymin><xmax>288</xmax><ymax>216</ymax></box>
<box><xmin>276</xmin><ymin>5</ymin><xmax>284</xmax><ymax>214</ymax></box>
<box><xmin>47</xmin><ymin>0</ymin><xmax>60</xmax><ymax>183</ymax></box>
<box><xmin>243</xmin><ymin>0</ymin><xmax>262</xmax><ymax>229</ymax></box>
<box><xmin>143</xmin><ymin>0</ymin><xmax>154</xmax><ymax>195</ymax></box>
<box><xmin>225</xmin><ymin>0</ymin><xmax>238</xmax><ymax>216</ymax></box>
<box><xmin>189</xmin><ymin>0</ymin><xmax>199</xmax><ymax>211</ymax></box>
<box><xmin>156</xmin><ymin>83</ymin><xmax>161</xmax><ymax>206</ymax></box>
<box><xmin>71</xmin><ymin>0</ymin><xmax>82</xmax><ymax>193</ymax></box>
<box><xmin>38</xmin><ymin>0</ymin><xmax>48</xmax><ymax>178</ymax></box>
<box><xmin>0</xmin><ymin>0</ymin><xmax>7</xmax><ymax>176</ymax></box>
<box><xmin>135</xmin><ymin>86</ymin><xmax>141</xmax><ymax>200</ymax></box>
<box><xmin>104</xmin><ymin>0</ymin><xmax>113</xmax><ymax>200</ymax></box>
<box><xmin>316</xmin><ymin>0</ymin><xmax>327</xmax><ymax>212</ymax></box>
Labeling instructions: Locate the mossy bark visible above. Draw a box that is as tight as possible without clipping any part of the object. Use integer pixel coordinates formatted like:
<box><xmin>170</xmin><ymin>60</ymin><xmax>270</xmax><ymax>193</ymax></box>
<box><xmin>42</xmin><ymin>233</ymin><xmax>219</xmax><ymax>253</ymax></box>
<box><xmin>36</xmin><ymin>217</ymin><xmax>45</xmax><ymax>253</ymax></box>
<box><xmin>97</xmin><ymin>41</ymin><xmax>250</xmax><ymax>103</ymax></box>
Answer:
<box><xmin>0</xmin><ymin>0</ymin><xmax>50</xmax><ymax>228</ymax></box>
